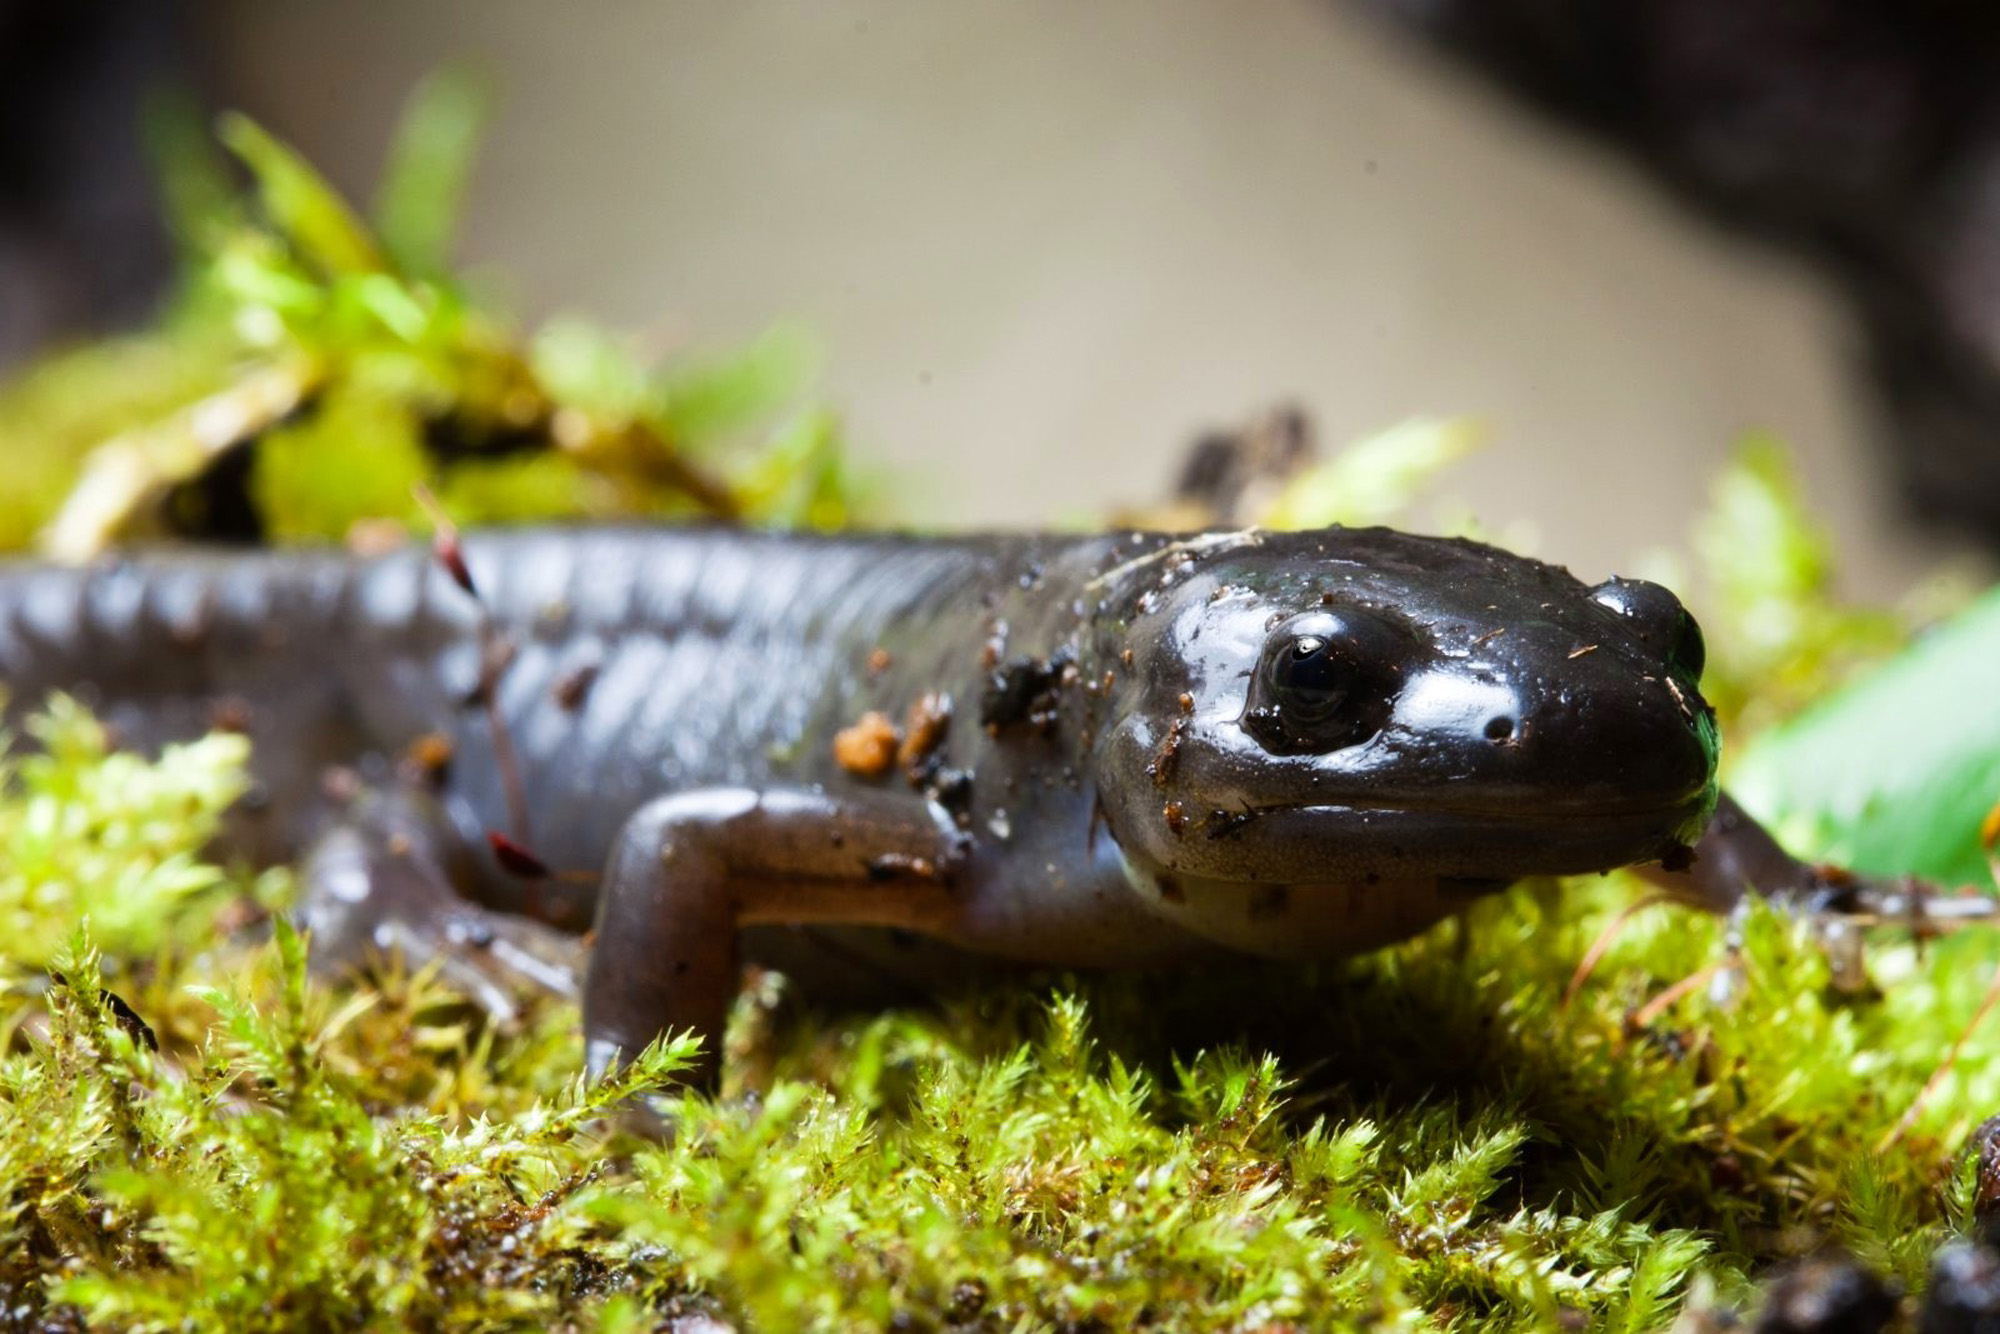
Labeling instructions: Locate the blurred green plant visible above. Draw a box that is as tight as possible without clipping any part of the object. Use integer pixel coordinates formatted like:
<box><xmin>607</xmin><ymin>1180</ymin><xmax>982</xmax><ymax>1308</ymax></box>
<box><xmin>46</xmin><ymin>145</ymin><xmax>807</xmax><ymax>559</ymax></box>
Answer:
<box><xmin>0</xmin><ymin>695</ymin><xmax>269</xmax><ymax>970</ymax></box>
<box><xmin>1653</xmin><ymin>436</ymin><xmax>1999</xmax><ymax>892</ymax></box>
<box><xmin>0</xmin><ymin>69</ymin><xmax>865</xmax><ymax>561</ymax></box>
<box><xmin>1679</xmin><ymin>434</ymin><xmax>1908</xmax><ymax>737</ymax></box>
<box><xmin>1260</xmin><ymin>415</ymin><xmax>1486</xmax><ymax>531</ymax></box>
<box><xmin>1731</xmin><ymin>587</ymin><xmax>2000</xmax><ymax>887</ymax></box>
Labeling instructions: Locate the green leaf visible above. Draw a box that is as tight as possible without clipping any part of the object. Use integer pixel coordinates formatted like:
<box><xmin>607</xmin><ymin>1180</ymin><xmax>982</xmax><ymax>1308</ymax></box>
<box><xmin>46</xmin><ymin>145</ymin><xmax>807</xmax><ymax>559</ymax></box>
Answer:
<box><xmin>251</xmin><ymin>385</ymin><xmax>429</xmax><ymax>540</ymax></box>
<box><xmin>1685</xmin><ymin>435</ymin><xmax>1904</xmax><ymax>735</ymax></box>
<box><xmin>1731</xmin><ymin>583</ymin><xmax>2000</xmax><ymax>887</ymax></box>
<box><xmin>435</xmin><ymin>451</ymin><xmax>591</xmax><ymax>524</ymax></box>
<box><xmin>219</xmin><ymin>113</ymin><xmax>383</xmax><ymax>276</ymax></box>
<box><xmin>1260</xmin><ymin>416</ymin><xmax>1485</xmax><ymax>530</ymax></box>
<box><xmin>731</xmin><ymin>407</ymin><xmax>858</xmax><ymax>529</ymax></box>
<box><xmin>1698</xmin><ymin>433</ymin><xmax>1835</xmax><ymax>629</ymax></box>
<box><xmin>655</xmin><ymin>321</ymin><xmax>822</xmax><ymax>443</ymax></box>
<box><xmin>372</xmin><ymin>67</ymin><xmax>489</xmax><ymax>276</ymax></box>
<box><xmin>530</xmin><ymin>318</ymin><xmax>652</xmax><ymax>422</ymax></box>
<box><xmin>142</xmin><ymin>88</ymin><xmax>245</xmax><ymax>262</ymax></box>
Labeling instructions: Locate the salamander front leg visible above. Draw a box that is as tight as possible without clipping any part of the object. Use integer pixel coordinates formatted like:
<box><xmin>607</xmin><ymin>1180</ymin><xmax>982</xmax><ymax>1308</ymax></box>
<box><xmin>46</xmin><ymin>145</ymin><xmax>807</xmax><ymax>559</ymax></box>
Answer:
<box><xmin>1641</xmin><ymin>792</ymin><xmax>1834</xmax><ymax>912</ymax></box>
<box><xmin>1642</xmin><ymin>790</ymin><xmax>1999</xmax><ymax>997</ymax></box>
<box><xmin>583</xmin><ymin>787</ymin><xmax>963</xmax><ymax>1090</ymax></box>
<box><xmin>1648</xmin><ymin>791</ymin><xmax>1992</xmax><ymax>920</ymax></box>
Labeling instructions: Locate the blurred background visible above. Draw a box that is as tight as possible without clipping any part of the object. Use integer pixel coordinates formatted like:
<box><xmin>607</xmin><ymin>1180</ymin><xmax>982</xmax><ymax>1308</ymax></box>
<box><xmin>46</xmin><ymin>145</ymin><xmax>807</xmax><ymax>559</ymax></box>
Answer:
<box><xmin>8</xmin><ymin>0</ymin><xmax>1998</xmax><ymax>596</ymax></box>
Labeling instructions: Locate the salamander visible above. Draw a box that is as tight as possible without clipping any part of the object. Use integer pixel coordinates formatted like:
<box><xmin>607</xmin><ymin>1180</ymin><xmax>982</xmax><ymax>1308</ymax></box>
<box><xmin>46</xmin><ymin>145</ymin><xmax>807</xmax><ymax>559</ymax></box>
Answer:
<box><xmin>0</xmin><ymin>524</ymin><xmax>1853</xmax><ymax>1088</ymax></box>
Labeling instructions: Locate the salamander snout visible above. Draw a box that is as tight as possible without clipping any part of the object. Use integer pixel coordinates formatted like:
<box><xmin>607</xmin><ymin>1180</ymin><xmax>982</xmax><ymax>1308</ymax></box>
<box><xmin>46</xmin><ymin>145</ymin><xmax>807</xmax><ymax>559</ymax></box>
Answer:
<box><xmin>1588</xmin><ymin>577</ymin><xmax>1706</xmax><ymax>682</ymax></box>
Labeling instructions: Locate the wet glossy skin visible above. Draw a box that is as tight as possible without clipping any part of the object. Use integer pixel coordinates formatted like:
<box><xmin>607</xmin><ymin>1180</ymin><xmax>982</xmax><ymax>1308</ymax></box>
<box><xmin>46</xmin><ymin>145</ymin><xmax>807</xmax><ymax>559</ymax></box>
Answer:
<box><xmin>1099</xmin><ymin>532</ymin><xmax>1716</xmax><ymax>877</ymax></box>
<box><xmin>0</xmin><ymin>525</ymin><xmax>1721</xmax><ymax>1084</ymax></box>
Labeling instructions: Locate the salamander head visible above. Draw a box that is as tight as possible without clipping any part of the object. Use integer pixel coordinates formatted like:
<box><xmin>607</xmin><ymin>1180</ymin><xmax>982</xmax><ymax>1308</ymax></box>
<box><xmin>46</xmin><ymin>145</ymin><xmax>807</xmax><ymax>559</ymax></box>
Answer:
<box><xmin>1094</xmin><ymin>527</ymin><xmax>1717</xmax><ymax>947</ymax></box>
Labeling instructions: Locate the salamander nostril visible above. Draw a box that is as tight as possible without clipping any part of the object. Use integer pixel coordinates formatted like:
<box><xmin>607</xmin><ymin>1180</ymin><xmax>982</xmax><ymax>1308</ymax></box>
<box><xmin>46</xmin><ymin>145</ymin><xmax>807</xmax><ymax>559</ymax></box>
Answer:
<box><xmin>1484</xmin><ymin>715</ymin><xmax>1515</xmax><ymax>742</ymax></box>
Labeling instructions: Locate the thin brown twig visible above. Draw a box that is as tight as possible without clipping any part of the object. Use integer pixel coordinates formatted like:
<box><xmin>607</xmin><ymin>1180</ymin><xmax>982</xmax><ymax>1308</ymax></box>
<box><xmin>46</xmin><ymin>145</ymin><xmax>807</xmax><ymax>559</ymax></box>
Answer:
<box><xmin>1630</xmin><ymin>963</ymin><xmax>1723</xmax><ymax>1031</ymax></box>
<box><xmin>1878</xmin><ymin>957</ymin><xmax>2000</xmax><ymax>1156</ymax></box>
<box><xmin>1562</xmin><ymin>892</ymin><xmax>1673</xmax><ymax>1011</ymax></box>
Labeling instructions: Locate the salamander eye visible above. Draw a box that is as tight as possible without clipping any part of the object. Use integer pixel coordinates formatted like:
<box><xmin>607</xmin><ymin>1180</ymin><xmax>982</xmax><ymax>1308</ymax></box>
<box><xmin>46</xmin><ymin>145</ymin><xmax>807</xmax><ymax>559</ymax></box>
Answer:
<box><xmin>1271</xmin><ymin>635</ymin><xmax>1348</xmax><ymax>726</ymax></box>
<box><xmin>1671</xmin><ymin>612</ymin><xmax>1705</xmax><ymax>682</ymax></box>
<box><xmin>1243</xmin><ymin>610</ymin><xmax>1408</xmax><ymax>753</ymax></box>
<box><xmin>1589</xmin><ymin>577</ymin><xmax>1704</xmax><ymax>681</ymax></box>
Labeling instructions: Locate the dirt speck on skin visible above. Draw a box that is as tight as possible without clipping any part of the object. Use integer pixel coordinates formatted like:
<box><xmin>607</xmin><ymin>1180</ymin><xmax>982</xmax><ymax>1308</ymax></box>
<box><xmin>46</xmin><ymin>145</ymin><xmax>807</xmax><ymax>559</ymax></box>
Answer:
<box><xmin>1149</xmin><ymin>718</ymin><xmax>1187</xmax><ymax>787</ymax></box>
<box><xmin>893</xmin><ymin>692</ymin><xmax>974</xmax><ymax>825</ymax></box>
<box><xmin>899</xmin><ymin>692</ymin><xmax>953</xmax><ymax>776</ymax></box>
<box><xmin>552</xmin><ymin>661</ymin><xmax>600</xmax><ymax>710</ymax></box>
<box><xmin>980</xmin><ymin>654</ymin><xmax>1068</xmax><ymax>734</ymax></box>
<box><xmin>980</xmin><ymin>620</ymin><xmax>1009</xmax><ymax>670</ymax></box>
<box><xmin>834</xmin><ymin>711</ymin><xmax>901</xmax><ymax>778</ymax></box>
<box><xmin>922</xmin><ymin>766</ymin><xmax>975</xmax><ymax>825</ymax></box>
<box><xmin>1205</xmin><ymin>809</ymin><xmax>1254</xmax><ymax>840</ymax></box>
<box><xmin>866</xmin><ymin>851</ymin><xmax>938</xmax><ymax>881</ymax></box>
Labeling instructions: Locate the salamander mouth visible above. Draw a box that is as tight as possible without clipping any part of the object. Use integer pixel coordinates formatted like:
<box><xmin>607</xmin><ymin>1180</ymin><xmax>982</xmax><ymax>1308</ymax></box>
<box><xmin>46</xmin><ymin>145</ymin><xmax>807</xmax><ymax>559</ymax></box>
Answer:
<box><xmin>1153</xmin><ymin>788</ymin><xmax>1717</xmax><ymax>884</ymax></box>
<box><xmin>1247</xmin><ymin>789</ymin><xmax>1714</xmax><ymax>825</ymax></box>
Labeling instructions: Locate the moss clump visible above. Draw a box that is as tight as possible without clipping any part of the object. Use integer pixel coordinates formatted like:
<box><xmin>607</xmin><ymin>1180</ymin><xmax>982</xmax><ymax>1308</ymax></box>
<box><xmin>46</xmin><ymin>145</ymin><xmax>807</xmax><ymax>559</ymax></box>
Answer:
<box><xmin>17</xmin><ymin>930</ymin><xmax>696</xmax><ymax>1332</ymax></box>
<box><xmin>0</xmin><ymin>696</ymin><xmax>276</xmax><ymax>971</ymax></box>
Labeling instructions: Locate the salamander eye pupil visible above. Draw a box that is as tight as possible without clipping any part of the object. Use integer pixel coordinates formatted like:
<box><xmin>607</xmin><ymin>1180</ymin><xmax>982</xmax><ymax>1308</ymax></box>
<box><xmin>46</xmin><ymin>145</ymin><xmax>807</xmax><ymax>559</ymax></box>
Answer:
<box><xmin>1272</xmin><ymin>635</ymin><xmax>1347</xmax><ymax>721</ymax></box>
<box><xmin>1245</xmin><ymin>610</ymin><xmax>1407</xmax><ymax>754</ymax></box>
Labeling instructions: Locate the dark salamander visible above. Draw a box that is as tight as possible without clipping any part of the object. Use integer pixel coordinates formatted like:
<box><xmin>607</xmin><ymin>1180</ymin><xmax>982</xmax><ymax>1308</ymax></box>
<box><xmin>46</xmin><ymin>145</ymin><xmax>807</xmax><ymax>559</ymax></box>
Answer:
<box><xmin>0</xmin><ymin>524</ymin><xmax>1849</xmax><ymax>1088</ymax></box>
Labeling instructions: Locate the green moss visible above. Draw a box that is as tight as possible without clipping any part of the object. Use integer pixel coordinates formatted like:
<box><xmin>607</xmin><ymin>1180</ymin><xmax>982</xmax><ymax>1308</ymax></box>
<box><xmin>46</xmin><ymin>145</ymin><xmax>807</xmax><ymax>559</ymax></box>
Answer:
<box><xmin>15</xmin><ymin>931</ymin><xmax>696</xmax><ymax>1331</ymax></box>
<box><xmin>0</xmin><ymin>696</ymin><xmax>259</xmax><ymax>968</ymax></box>
<box><xmin>0</xmin><ymin>683</ymin><xmax>1994</xmax><ymax>1328</ymax></box>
